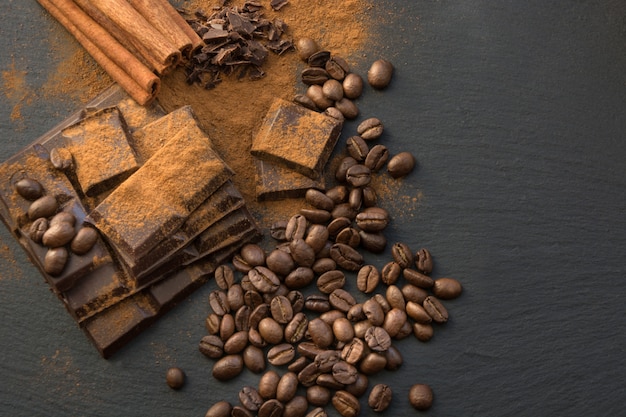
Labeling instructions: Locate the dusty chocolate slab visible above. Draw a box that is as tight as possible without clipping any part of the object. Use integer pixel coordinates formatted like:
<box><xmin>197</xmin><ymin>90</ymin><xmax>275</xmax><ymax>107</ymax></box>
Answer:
<box><xmin>255</xmin><ymin>158</ymin><xmax>325</xmax><ymax>201</ymax></box>
<box><xmin>62</xmin><ymin>107</ymin><xmax>140</xmax><ymax>197</ymax></box>
<box><xmin>86</xmin><ymin>123</ymin><xmax>234</xmax><ymax>261</ymax></box>
<box><xmin>250</xmin><ymin>98</ymin><xmax>342</xmax><ymax>179</ymax></box>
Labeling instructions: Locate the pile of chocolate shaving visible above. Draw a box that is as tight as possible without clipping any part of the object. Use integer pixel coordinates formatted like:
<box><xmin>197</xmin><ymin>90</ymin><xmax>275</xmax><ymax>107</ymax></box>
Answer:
<box><xmin>182</xmin><ymin>1</ymin><xmax>294</xmax><ymax>89</ymax></box>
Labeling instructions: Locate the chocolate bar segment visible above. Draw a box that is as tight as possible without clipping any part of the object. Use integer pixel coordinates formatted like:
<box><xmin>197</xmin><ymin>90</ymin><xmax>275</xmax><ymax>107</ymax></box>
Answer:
<box><xmin>255</xmin><ymin>158</ymin><xmax>325</xmax><ymax>201</ymax></box>
<box><xmin>251</xmin><ymin>98</ymin><xmax>342</xmax><ymax>179</ymax></box>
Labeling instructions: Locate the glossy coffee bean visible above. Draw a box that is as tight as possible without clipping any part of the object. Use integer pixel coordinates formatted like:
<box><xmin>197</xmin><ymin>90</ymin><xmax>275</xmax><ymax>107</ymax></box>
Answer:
<box><xmin>15</xmin><ymin>178</ymin><xmax>44</xmax><ymax>200</ymax></box>
<box><xmin>364</xmin><ymin>144</ymin><xmax>389</xmax><ymax>172</ymax></box>
<box><xmin>231</xmin><ymin>405</ymin><xmax>254</xmax><ymax>417</ymax></box>
<box><xmin>227</xmin><ymin>284</ymin><xmax>245</xmax><ymax>312</ymax></box>
<box><xmin>387</xmin><ymin>151</ymin><xmax>416</xmax><ymax>178</ymax></box>
<box><xmin>302</xmin><ymin>67</ymin><xmax>330</xmax><ymax>85</ymax></box>
<box><xmin>224</xmin><ymin>331</ymin><xmax>248</xmax><ymax>354</ymax></box>
<box><xmin>382</xmin><ymin>308</ymin><xmax>407</xmax><ymax>338</ymax></box>
<box><xmin>267</xmin><ymin>343</ymin><xmax>295</xmax><ymax>366</ymax></box>
<box><xmin>332</xmin><ymin>361</ymin><xmax>358</xmax><ymax>385</ymax></box>
<box><xmin>285</xmin><ymin>267</ymin><xmax>315</xmax><ymax>290</ymax></box>
<box><xmin>205</xmin><ymin>313</ymin><xmax>221</xmax><ymax>335</ymax></box>
<box><xmin>403</xmin><ymin>268</ymin><xmax>434</xmax><ymax>289</ymax></box>
<box><xmin>324</xmin><ymin>106</ymin><xmax>344</xmax><ymax>123</ymax></box>
<box><xmin>401</xmin><ymin>284</ymin><xmax>428</xmax><ymax>304</ymax></box>
<box><xmin>332</xmin><ymin>317</ymin><xmax>355</xmax><ymax>343</ymax></box>
<box><xmin>345</xmin><ymin>373</ymin><xmax>369</xmax><ymax>398</ymax></box>
<box><xmin>432</xmin><ymin>277</ymin><xmax>463</xmax><ymax>299</ymax></box>
<box><xmin>284</xmin><ymin>312</ymin><xmax>308</xmax><ymax>343</ymax></box>
<box><xmin>325</xmin><ymin>185</ymin><xmax>348</xmax><ymax>204</ymax></box>
<box><xmin>329</xmin><ymin>288</ymin><xmax>357</xmax><ymax>312</ymax></box>
<box><xmin>43</xmin><ymin>247</ymin><xmax>68</xmax><ymax>276</ymax></box>
<box><xmin>423</xmin><ymin>296</ymin><xmax>449</xmax><ymax>323</ymax></box>
<box><xmin>296</xmin><ymin>37</ymin><xmax>319</xmax><ymax>61</ymax></box>
<box><xmin>367</xmin><ymin>59</ymin><xmax>394</xmax><ymax>89</ymax></box>
<box><xmin>341</xmin><ymin>337</ymin><xmax>367</xmax><ymax>364</ymax></box>
<box><xmin>363</xmin><ymin>298</ymin><xmax>385</xmax><ymax>326</ymax></box>
<box><xmin>42</xmin><ymin>221</ymin><xmax>75</xmax><ymax>248</ymax></box>
<box><xmin>290</xmin><ymin>238</ymin><xmax>316</xmax><ymax>267</ymax></box>
<box><xmin>249</xmin><ymin>266</ymin><xmax>281</xmax><ymax>294</ymax></box>
<box><xmin>240</xmin><ymin>243</ymin><xmax>265</xmax><ymax>267</ymax></box>
<box><xmin>413</xmin><ymin>322</ymin><xmax>434</xmax><ymax>342</ymax></box>
<box><xmin>415</xmin><ymin>247</ymin><xmax>434</xmax><ymax>274</ymax></box>
<box><xmin>269</xmin><ymin>220</ymin><xmax>288</xmax><ymax>240</ymax></box>
<box><xmin>212</xmin><ymin>354</ymin><xmax>244</xmax><ymax>381</ymax></box>
<box><xmin>322</xmin><ymin>79</ymin><xmax>343</xmax><ymax>101</ymax></box>
<box><xmin>258</xmin><ymin>370</ymin><xmax>281</xmax><ymax>399</ymax></box>
<box><xmin>276</xmin><ymin>372</ymin><xmax>299</xmax><ymax>403</ymax></box>
<box><xmin>312</xmin><ymin>257</ymin><xmax>336</xmax><ymax>274</ymax></box>
<box><xmin>336</xmin><ymin>227</ymin><xmax>360</xmax><ymax>248</ymax></box>
<box><xmin>49</xmin><ymin>211</ymin><xmax>76</xmax><ymax>227</ymax></box>
<box><xmin>165</xmin><ymin>366</ymin><xmax>185</xmax><ymax>390</ymax></box>
<box><xmin>355</xmin><ymin>207</ymin><xmax>389</xmax><ymax>233</ymax></box>
<box><xmin>384</xmin><ymin>344</ymin><xmax>403</xmax><ymax>370</ymax></box>
<box><xmin>391</xmin><ymin>242</ymin><xmax>414</xmax><ymax>268</ymax></box>
<box><xmin>385</xmin><ymin>285</ymin><xmax>406</xmax><ymax>311</ymax></box>
<box><xmin>345</xmin><ymin>164</ymin><xmax>371</xmax><ymax>187</ymax></box>
<box><xmin>364</xmin><ymin>326</ymin><xmax>391</xmax><ymax>352</ymax></box>
<box><xmin>305</xmin><ymin>294</ymin><xmax>331</xmax><ymax>313</ymax></box>
<box><xmin>199</xmin><ymin>335</ymin><xmax>224</xmax><ymax>359</ymax></box>
<box><xmin>342</xmin><ymin>73</ymin><xmax>364</xmax><ymax>99</ymax></box>
<box><xmin>305</xmin><ymin>188</ymin><xmax>335</xmax><ymax>211</ymax></box>
<box><xmin>209</xmin><ymin>290</ymin><xmax>230</xmax><ymax>316</ymax></box>
<box><xmin>317</xmin><ymin>270</ymin><xmax>346</xmax><ymax>294</ymax></box>
<box><xmin>335</xmin><ymin>98</ymin><xmax>359</xmax><ymax>119</ymax></box>
<box><xmin>29</xmin><ymin>217</ymin><xmax>48</xmax><ymax>243</ymax></box>
<box><xmin>325</xmin><ymin>56</ymin><xmax>350</xmax><ymax>80</ymax></box>
<box><xmin>220</xmin><ymin>313</ymin><xmax>236</xmax><ymax>341</ymax></box>
<box><xmin>284</xmin><ymin>396</ymin><xmax>309</xmax><ymax>417</ymax></box>
<box><xmin>265</xmin><ymin>249</ymin><xmax>296</xmax><ymax>277</ymax></box>
<box><xmin>307</xmin><ymin>385</ymin><xmax>331</xmax><ymax>406</ymax></box>
<box><xmin>307</xmin><ymin>84</ymin><xmax>333</xmax><ymax>110</ymax></box>
<box><xmin>308</xmin><ymin>50</ymin><xmax>331</xmax><ymax>67</ymax></box>
<box><xmin>258</xmin><ymin>317</ymin><xmax>284</xmax><ymax>344</ymax></box>
<box><xmin>308</xmin><ymin>318</ymin><xmax>334</xmax><ymax>348</ymax></box>
<box><xmin>70</xmin><ymin>226</ymin><xmax>98</xmax><ymax>255</ymax></box>
<box><xmin>243</xmin><ymin>345</ymin><xmax>265</xmax><ymax>373</ymax></box>
<box><xmin>28</xmin><ymin>195</ymin><xmax>58</xmax><ymax>220</ymax></box>
<box><xmin>357</xmin><ymin>265</ymin><xmax>380</xmax><ymax>293</ymax></box>
<box><xmin>359</xmin><ymin>352</ymin><xmax>387</xmax><ymax>375</ymax></box>
<box><xmin>368</xmin><ymin>383</ymin><xmax>392</xmax><ymax>412</ymax></box>
<box><xmin>358</xmin><ymin>231</ymin><xmax>387</xmax><ymax>253</ymax></box>
<box><xmin>327</xmin><ymin>216</ymin><xmax>351</xmax><ymax>238</ymax></box>
<box><xmin>356</xmin><ymin>117</ymin><xmax>383</xmax><ymax>141</ymax></box>
<box><xmin>409</xmin><ymin>383</ymin><xmax>434</xmax><ymax>410</ymax></box>
<box><xmin>330</xmin><ymin>243</ymin><xmax>364</xmax><ymax>271</ymax></box>
<box><xmin>346</xmin><ymin>135</ymin><xmax>369</xmax><ymax>162</ymax></box>
<box><xmin>270</xmin><ymin>295</ymin><xmax>293</xmax><ymax>324</ymax></box>
<box><xmin>332</xmin><ymin>390</ymin><xmax>360</xmax><ymax>417</ymax></box>
<box><xmin>49</xmin><ymin>147</ymin><xmax>73</xmax><ymax>170</ymax></box>
<box><xmin>205</xmin><ymin>401</ymin><xmax>232</xmax><ymax>417</ymax></box>
<box><xmin>258</xmin><ymin>399</ymin><xmax>284</xmax><ymax>417</ymax></box>
<box><xmin>239</xmin><ymin>386</ymin><xmax>263</xmax><ymax>412</ymax></box>
<box><xmin>300</xmin><ymin>208</ymin><xmax>331</xmax><ymax>224</ymax></box>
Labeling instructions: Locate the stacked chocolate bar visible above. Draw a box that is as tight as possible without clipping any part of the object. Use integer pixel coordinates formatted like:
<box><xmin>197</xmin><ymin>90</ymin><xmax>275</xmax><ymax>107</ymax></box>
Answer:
<box><xmin>0</xmin><ymin>86</ymin><xmax>260</xmax><ymax>357</ymax></box>
<box><xmin>251</xmin><ymin>98</ymin><xmax>343</xmax><ymax>200</ymax></box>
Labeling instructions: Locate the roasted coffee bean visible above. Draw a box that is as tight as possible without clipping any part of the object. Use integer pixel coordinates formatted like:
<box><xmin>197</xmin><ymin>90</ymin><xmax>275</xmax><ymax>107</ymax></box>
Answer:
<box><xmin>382</xmin><ymin>308</ymin><xmax>407</xmax><ymax>338</ymax></box>
<box><xmin>386</xmin><ymin>285</ymin><xmax>406</xmax><ymax>311</ymax></box>
<box><xmin>305</xmin><ymin>188</ymin><xmax>335</xmax><ymax>211</ymax></box>
<box><xmin>364</xmin><ymin>144</ymin><xmax>389</xmax><ymax>172</ymax></box>
<box><xmin>325</xmin><ymin>55</ymin><xmax>350</xmax><ymax>80</ymax></box>
<box><xmin>305</xmin><ymin>294</ymin><xmax>331</xmax><ymax>313</ymax></box>
<box><xmin>325</xmin><ymin>105</ymin><xmax>345</xmax><ymax>121</ymax></box>
<box><xmin>415</xmin><ymin>247</ymin><xmax>434</xmax><ymax>274</ymax></box>
<box><xmin>224</xmin><ymin>331</ymin><xmax>249</xmax><ymax>354</ymax></box>
<box><xmin>332</xmin><ymin>361</ymin><xmax>358</xmax><ymax>385</ymax></box>
<box><xmin>363</xmin><ymin>298</ymin><xmax>385</xmax><ymax>326</ymax></box>
<box><xmin>270</xmin><ymin>295</ymin><xmax>293</xmax><ymax>324</ymax></box>
<box><xmin>355</xmin><ymin>207</ymin><xmax>389</xmax><ymax>232</ymax></box>
<box><xmin>325</xmin><ymin>185</ymin><xmax>348</xmax><ymax>204</ymax></box>
<box><xmin>228</xmin><ymin>284</ymin><xmax>245</xmax><ymax>312</ymax></box>
<box><xmin>243</xmin><ymin>345</ymin><xmax>265</xmax><ymax>373</ymax></box>
<box><xmin>232</xmin><ymin>254</ymin><xmax>253</xmax><ymax>273</ymax></box>
<box><xmin>332</xmin><ymin>317</ymin><xmax>355</xmax><ymax>343</ymax></box>
<box><xmin>50</xmin><ymin>147</ymin><xmax>74</xmax><ymax>171</ymax></box>
<box><xmin>409</xmin><ymin>383</ymin><xmax>434</xmax><ymax>410</ymax></box>
<box><xmin>270</xmin><ymin>220</ymin><xmax>288</xmax><ymax>240</ymax></box>
<box><xmin>312</xmin><ymin>257</ymin><xmax>336</xmax><ymax>274</ymax></box>
<box><xmin>406</xmin><ymin>301</ymin><xmax>432</xmax><ymax>323</ymax></box>
<box><xmin>209</xmin><ymin>290</ymin><xmax>230</xmax><ymax>316</ymax></box>
<box><xmin>49</xmin><ymin>211</ymin><xmax>76</xmax><ymax>227</ymax></box>
<box><xmin>284</xmin><ymin>396</ymin><xmax>309</xmax><ymax>417</ymax></box>
<box><xmin>235</xmin><ymin>305</ymin><xmax>251</xmax><ymax>332</ymax></box>
<box><xmin>308</xmin><ymin>50</ymin><xmax>331</xmax><ymax>67</ymax></box>
<box><xmin>267</xmin><ymin>343</ymin><xmax>295</xmax><ymax>366</ymax></box>
<box><xmin>287</xmin><ymin>290</ymin><xmax>305</xmax><ymax>313</ymax></box>
<box><xmin>298</xmin><ymin>342</ymin><xmax>326</xmax><ymax>360</ymax></box>
<box><xmin>335</xmin><ymin>227</ymin><xmax>360</xmax><ymax>248</ymax></box>
<box><xmin>322</xmin><ymin>79</ymin><xmax>344</xmax><ymax>101</ymax></box>
<box><xmin>239</xmin><ymin>386</ymin><xmax>263</xmax><ymax>412</ymax></box>
<box><xmin>335</xmin><ymin>156</ymin><xmax>358</xmax><ymax>183</ymax></box>
<box><xmin>300</xmin><ymin>208</ymin><xmax>331</xmax><ymax>224</ymax></box>
<box><xmin>258</xmin><ymin>399</ymin><xmax>284</xmax><ymax>417</ymax></box>
<box><xmin>205</xmin><ymin>313</ymin><xmax>221</xmax><ymax>335</ymax></box>
<box><xmin>241</xmin><ymin>243</ymin><xmax>266</xmax><ymax>267</ymax></box>
<box><xmin>288</xmin><ymin>356</ymin><xmax>310</xmax><ymax>373</ymax></box>
<box><xmin>285</xmin><ymin>312</ymin><xmax>308</xmax><ymax>343</ymax></box>
<box><xmin>306</xmin><ymin>84</ymin><xmax>333</xmax><ymax>110</ymax></box>
<box><xmin>348</xmin><ymin>188</ymin><xmax>362</xmax><ymax>210</ymax></box>
<box><xmin>433</xmin><ymin>277</ymin><xmax>463</xmax><ymax>299</ymax></box>
<box><xmin>241</xmin><ymin>275</ymin><xmax>255</xmax><ymax>292</ymax></box>
<box><xmin>403</xmin><ymin>268</ymin><xmax>434</xmax><ymax>289</ymax></box>
<box><xmin>212</xmin><ymin>354</ymin><xmax>244</xmax><ymax>381</ymax></box>
<box><xmin>266</xmin><ymin>249</ymin><xmax>296</xmax><ymax>277</ymax></box>
<box><xmin>396</xmin><ymin>319</ymin><xmax>414</xmax><ymax>340</ymax></box>
<box><xmin>358</xmin><ymin>231</ymin><xmax>387</xmax><ymax>253</ymax></box>
<box><xmin>205</xmin><ymin>400</ymin><xmax>232</xmax><ymax>417</ymax></box>
<box><xmin>286</xmin><ymin>214</ymin><xmax>307</xmax><ymax>241</ymax></box>
<box><xmin>345</xmin><ymin>164</ymin><xmax>371</xmax><ymax>187</ymax></box>
<box><xmin>231</xmin><ymin>405</ymin><xmax>254</xmax><ymax>417</ymax></box>
<box><xmin>28</xmin><ymin>195</ymin><xmax>58</xmax><ymax>220</ymax></box>
<box><xmin>342</xmin><ymin>73</ymin><xmax>364</xmax><ymax>99</ymax></box>
<box><xmin>357</xmin><ymin>265</ymin><xmax>380</xmax><ymax>293</ymax></box>
<box><xmin>391</xmin><ymin>242</ymin><xmax>413</xmax><ymax>268</ymax></box>
<box><xmin>258</xmin><ymin>370</ymin><xmax>281</xmax><ymax>399</ymax></box>
<box><xmin>44</xmin><ymin>247</ymin><xmax>68</xmax><ymax>276</ymax></box>
<box><xmin>249</xmin><ymin>266</ymin><xmax>281</xmax><ymax>293</ymax></box>
<box><xmin>258</xmin><ymin>317</ymin><xmax>284</xmax><ymax>344</ymax></box>
<box><xmin>276</xmin><ymin>372</ymin><xmax>299</xmax><ymax>402</ymax></box>
<box><xmin>327</xmin><ymin>216</ymin><xmax>351</xmax><ymax>238</ymax></box>
<box><xmin>244</xmin><ymin>290</ymin><xmax>265</xmax><ymax>311</ymax></box>
<box><xmin>347</xmin><ymin>303</ymin><xmax>365</xmax><ymax>322</ymax></box>
<box><xmin>330</xmin><ymin>243</ymin><xmax>363</xmax><ymax>271</ymax></box>
<box><xmin>384</xmin><ymin>344</ymin><xmax>403</xmax><ymax>370</ymax></box>
<box><xmin>304</xmin><ymin>407</ymin><xmax>328</xmax><ymax>417</ymax></box>
<box><xmin>364</xmin><ymin>326</ymin><xmax>391</xmax><ymax>352</ymax></box>
<box><xmin>354</xmin><ymin>319</ymin><xmax>373</xmax><ymax>339</ymax></box>
<box><xmin>285</xmin><ymin>267</ymin><xmax>315</xmax><ymax>289</ymax></box>
<box><xmin>294</xmin><ymin>93</ymin><xmax>318</xmax><ymax>111</ymax></box>
<box><xmin>423</xmin><ymin>296</ymin><xmax>449</xmax><ymax>323</ymax></box>
<box><xmin>301</xmin><ymin>67</ymin><xmax>330</xmax><ymax>85</ymax></box>
<box><xmin>248</xmin><ymin>328</ymin><xmax>268</xmax><ymax>348</ymax></box>
<box><xmin>387</xmin><ymin>151</ymin><xmax>416</xmax><ymax>178</ymax></box>
<box><xmin>290</xmin><ymin>238</ymin><xmax>316</xmax><ymax>267</ymax></box>
<box><xmin>329</xmin><ymin>288</ymin><xmax>357</xmax><ymax>312</ymax></box>
<box><xmin>318</xmin><ymin>241</ymin><xmax>333</xmax><ymax>259</ymax></box>
<box><xmin>199</xmin><ymin>335</ymin><xmax>224</xmax><ymax>359</ymax></box>
<box><xmin>367</xmin><ymin>59</ymin><xmax>394</xmax><ymax>89</ymax></box>
<box><xmin>345</xmin><ymin>373</ymin><xmax>369</xmax><ymax>398</ymax></box>
<box><xmin>359</xmin><ymin>352</ymin><xmax>387</xmax><ymax>375</ymax></box>
<box><xmin>220</xmin><ymin>313</ymin><xmax>236</xmax><ymax>341</ymax></box>
<box><xmin>332</xmin><ymin>390</ymin><xmax>360</xmax><ymax>417</ymax></box>
<box><xmin>42</xmin><ymin>221</ymin><xmax>75</xmax><ymax>248</ymax></box>
<box><xmin>335</xmin><ymin>98</ymin><xmax>359</xmax><ymax>119</ymax></box>
<box><xmin>307</xmin><ymin>385</ymin><xmax>331</xmax><ymax>406</ymax></box>
<box><xmin>317</xmin><ymin>270</ymin><xmax>345</xmax><ymax>294</ymax></box>
<box><xmin>362</xmin><ymin>186</ymin><xmax>377</xmax><ymax>207</ymax></box>
<box><xmin>298</xmin><ymin>362</ymin><xmax>323</xmax><ymax>387</ymax></box>
<box><xmin>296</xmin><ymin>37</ymin><xmax>319</xmax><ymax>61</ymax></box>
<box><xmin>15</xmin><ymin>178</ymin><xmax>44</xmax><ymax>201</ymax></box>
<box><xmin>373</xmin><ymin>294</ymin><xmax>391</xmax><ymax>314</ymax></box>
<box><xmin>319</xmin><ymin>309</ymin><xmax>346</xmax><ymax>327</ymax></box>
<box><xmin>314</xmin><ymin>349</ymin><xmax>341</xmax><ymax>372</ymax></box>
<box><xmin>413</xmin><ymin>321</ymin><xmax>434</xmax><ymax>342</ymax></box>
<box><xmin>346</xmin><ymin>135</ymin><xmax>370</xmax><ymax>162</ymax></box>
<box><xmin>317</xmin><ymin>373</ymin><xmax>345</xmax><ymax>390</ymax></box>
<box><xmin>356</xmin><ymin>117</ymin><xmax>384</xmax><ymax>141</ymax></box>
<box><xmin>368</xmin><ymin>383</ymin><xmax>392</xmax><ymax>412</ymax></box>
<box><xmin>29</xmin><ymin>217</ymin><xmax>48</xmax><ymax>243</ymax></box>
<box><xmin>401</xmin><ymin>283</ymin><xmax>428</xmax><ymax>304</ymax></box>
<box><xmin>308</xmin><ymin>318</ymin><xmax>334</xmax><ymax>348</ymax></box>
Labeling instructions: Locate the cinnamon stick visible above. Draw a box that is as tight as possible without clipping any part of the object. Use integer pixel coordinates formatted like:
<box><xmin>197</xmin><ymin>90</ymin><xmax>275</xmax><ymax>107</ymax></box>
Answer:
<box><xmin>37</xmin><ymin>0</ymin><xmax>158</xmax><ymax>105</ymax></box>
<box><xmin>126</xmin><ymin>0</ymin><xmax>193</xmax><ymax>58</ymax></box>
<box><xmin>152</xmin><ymin>0</ymin><xmax>204</xmax><ymax>56</ymax></box>
<box><xmin>81</xmin><ymin>0</ymin><xmax>181</xmax><ymax>73</ymax></box>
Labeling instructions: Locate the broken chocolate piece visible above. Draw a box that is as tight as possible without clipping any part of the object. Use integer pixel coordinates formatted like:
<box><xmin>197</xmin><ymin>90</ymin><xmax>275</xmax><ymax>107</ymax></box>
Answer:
<box><xmin>255</xmin><ymin>159</ymin><xmax>325</xmax><ymax>201</ymax></box>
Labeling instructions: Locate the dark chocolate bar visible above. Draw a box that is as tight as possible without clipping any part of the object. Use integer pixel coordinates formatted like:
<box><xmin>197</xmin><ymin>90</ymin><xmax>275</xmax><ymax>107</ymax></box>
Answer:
<box><xmin>255</xmin><ymin>158</ymin><xmax>325</xmax><ymax>201</ymax></box>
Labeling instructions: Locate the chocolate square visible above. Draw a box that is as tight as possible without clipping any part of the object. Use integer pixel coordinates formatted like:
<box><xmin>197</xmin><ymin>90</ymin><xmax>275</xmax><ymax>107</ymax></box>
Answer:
<box><xmin>250</xmin><ymin>98</ymin><xmax>342</xmax><ymax>179</ymax></box>
<box><xmin>255</xmin><ymin>158</ymin><xmax>325</xmax><ymax>201</ymax></box>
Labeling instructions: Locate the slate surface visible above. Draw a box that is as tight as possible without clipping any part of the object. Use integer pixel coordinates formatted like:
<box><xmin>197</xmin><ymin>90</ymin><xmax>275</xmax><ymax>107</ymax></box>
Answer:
<box><xmin>1</xmin><ymin>1</ymin><xmax>625</xmax><ymax>416</ymax></box>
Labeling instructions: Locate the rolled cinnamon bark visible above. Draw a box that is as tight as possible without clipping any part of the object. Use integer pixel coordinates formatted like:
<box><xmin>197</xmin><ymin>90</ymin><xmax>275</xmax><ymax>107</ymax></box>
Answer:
<box><xmin>81</xmin><ymin>0</ymin><xmax>181</xmax><ymax>74</ymax></box>
<box><xmin>126</xmin><ymin>0</ymin><xmax>193</xmax><ymax>58</ymax></box>
<box><xmin>152</xmin><ymin>0</ymin><xmax>204</xmax><ymax>56</ymax></box>
<box><xmin>38</xmin><ymin>0</ymin><xmax>158</xmax><ymax>105</ymax></box>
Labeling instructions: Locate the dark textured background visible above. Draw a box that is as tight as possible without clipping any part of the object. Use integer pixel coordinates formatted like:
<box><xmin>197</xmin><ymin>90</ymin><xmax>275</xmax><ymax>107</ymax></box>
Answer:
<box><xmin>1</xmin><ymin>1</ymin><xmax>625</xmax><ymax>416</ymax></box>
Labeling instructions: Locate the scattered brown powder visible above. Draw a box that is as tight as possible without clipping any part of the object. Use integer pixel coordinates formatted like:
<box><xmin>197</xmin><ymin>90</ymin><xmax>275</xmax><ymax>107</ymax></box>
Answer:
<box><xmin>1</xmin><ymin>58</ymin><xmax>35</xmax><ymax>127</ymax></box>
<box><xmin>0</xmin><ymin>241</ymin><xmax>24</xmax><ymax>281</ymax></box>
